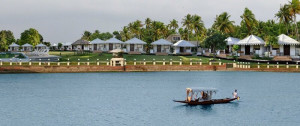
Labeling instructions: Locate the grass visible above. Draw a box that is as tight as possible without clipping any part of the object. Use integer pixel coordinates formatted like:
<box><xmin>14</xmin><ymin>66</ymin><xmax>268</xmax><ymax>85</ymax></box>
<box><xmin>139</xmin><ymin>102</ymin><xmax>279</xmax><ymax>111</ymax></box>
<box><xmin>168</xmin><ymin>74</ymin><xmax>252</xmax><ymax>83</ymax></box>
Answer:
<box><xmin>0</xmin><ymin>53</ymin><xmax>25</xmax><ymax>58</ymax></box>
<box><xmin>49</xmin><ymin>51</ymin><xmax>234</xmax><ymax>63</ymax></box>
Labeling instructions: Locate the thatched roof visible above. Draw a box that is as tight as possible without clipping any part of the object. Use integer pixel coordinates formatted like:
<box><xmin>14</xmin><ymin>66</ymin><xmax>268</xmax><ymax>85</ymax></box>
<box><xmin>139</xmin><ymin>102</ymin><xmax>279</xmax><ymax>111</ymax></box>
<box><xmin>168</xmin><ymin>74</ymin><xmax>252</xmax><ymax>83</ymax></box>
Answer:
<box><xmin>72</xmin><ymin>39</ymin><xmax>90</xmax><ymax>45</ymax></box>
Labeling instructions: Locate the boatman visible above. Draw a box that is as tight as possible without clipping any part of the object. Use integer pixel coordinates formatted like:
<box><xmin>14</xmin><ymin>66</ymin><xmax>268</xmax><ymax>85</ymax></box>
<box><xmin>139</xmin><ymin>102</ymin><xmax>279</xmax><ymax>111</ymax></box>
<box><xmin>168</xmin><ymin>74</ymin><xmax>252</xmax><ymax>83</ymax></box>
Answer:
<box><xmin>233</xmin><ymin>89</ymin><xmax>238</xmax><ymax>99</ymax></box>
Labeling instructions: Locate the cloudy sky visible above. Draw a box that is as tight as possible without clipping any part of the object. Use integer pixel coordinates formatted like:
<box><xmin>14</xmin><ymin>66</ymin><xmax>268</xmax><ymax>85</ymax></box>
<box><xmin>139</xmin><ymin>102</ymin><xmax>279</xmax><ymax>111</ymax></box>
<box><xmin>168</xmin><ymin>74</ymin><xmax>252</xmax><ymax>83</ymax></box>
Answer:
<box><xmin>0</xmin><ymin>0</ymin><xmax>293</xmax><ymax>43</ymax></box>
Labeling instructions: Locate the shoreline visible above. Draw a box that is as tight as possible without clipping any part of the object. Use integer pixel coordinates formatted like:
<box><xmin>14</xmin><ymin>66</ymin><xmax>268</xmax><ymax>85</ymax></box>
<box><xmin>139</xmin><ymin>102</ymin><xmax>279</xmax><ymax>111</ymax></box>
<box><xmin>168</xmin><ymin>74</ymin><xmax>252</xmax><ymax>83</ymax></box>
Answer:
<box><xmin>1</xmin><ymin>65</ymin><xmax>300</xmax><ymax>73</ymax></box>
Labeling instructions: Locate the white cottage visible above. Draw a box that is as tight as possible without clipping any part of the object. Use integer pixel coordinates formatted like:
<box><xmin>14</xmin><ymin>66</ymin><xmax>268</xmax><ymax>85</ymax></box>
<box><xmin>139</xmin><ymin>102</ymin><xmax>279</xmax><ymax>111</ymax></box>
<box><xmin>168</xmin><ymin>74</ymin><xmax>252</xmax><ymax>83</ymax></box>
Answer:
<box><xmin>270</xmin><ymin>34</ymin><xmax>300</xmax><ymax>57</ymax></box>
<box><xmin>151</xmin><ymin>39</ymin><xmax>173</xmax><ymax>54</ymax></box>
<box><xmin>36</xmin><ymin>43</ymin><xmax>47</xmax><ymax>50</ymax></box>
<box><xmin>62</xmin><ymin>42</ymin><xmax>72</xmax><ymax>51</ymax></box>
<box><xmin>173</xmin><ymin>40</ymin><xmax>196</xmax><ymax>55</ymax></box>
<box><xmin>71</xmin><ymin>39</ymin><xmax>90</xmax><ymax>51</ymax></box>
<box><xmin>236</xmin><ymin>35</ymin><xmax>266</xmax><ymax>56</ymax></box>
<box><xmin>9</xmin><ymin>43</ymin><xmax>20</xmax><ymax>52</ymax></box>
<box><xmin>225</xmin><ymin>37</ymin><xmax>240</xmax><ymax>53</ymax></box>
<box><xmin>90</xmin><ymin>38</ymin><xmax>106</xmax><ymax>51</ymax></box>
<box><xmin>106</xmin><ymin>38</ymin><xmax>124</xmax><ymax>52</ymax></box>
<box><xmin>22</xmin><ymin>43</ymin><xmax>33</xmax><ymax>52</ymax></box>
<box><xmin>124</xmin><ymin>38</ymin><xmax>147</xmax><ymax>54</ymax></box>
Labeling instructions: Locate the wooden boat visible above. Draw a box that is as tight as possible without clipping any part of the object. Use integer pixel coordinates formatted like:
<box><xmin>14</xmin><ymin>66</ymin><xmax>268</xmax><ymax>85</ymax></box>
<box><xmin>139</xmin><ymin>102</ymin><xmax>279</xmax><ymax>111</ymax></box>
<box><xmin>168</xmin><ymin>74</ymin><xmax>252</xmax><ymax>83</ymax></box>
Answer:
<box><xmin>173</xmin><ymin>98</ymin><xmax>237</xmax><ymax>105</ymax></box>
<box><xmin>173</xmin><ymin>87</ymin><xmax>238</xmax><ymax>105</ymax></box>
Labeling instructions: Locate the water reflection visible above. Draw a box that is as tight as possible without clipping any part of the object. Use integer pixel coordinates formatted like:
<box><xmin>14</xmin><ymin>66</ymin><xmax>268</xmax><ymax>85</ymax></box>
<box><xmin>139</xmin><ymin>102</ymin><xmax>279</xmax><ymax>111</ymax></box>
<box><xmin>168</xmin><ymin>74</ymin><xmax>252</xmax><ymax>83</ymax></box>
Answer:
<box><xmin>173</xmin><ymin>104</ymin><xmax>216</xmax><ymax>116</ymax></box>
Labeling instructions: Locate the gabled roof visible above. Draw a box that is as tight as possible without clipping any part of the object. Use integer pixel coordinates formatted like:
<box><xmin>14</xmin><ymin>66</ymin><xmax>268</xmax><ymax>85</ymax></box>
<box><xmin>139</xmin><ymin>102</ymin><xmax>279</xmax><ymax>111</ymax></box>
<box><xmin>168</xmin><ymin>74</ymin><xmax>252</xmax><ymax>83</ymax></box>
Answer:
<box><xmin>90</xmin><ymin>38</ymin><xmax>105</xmax><ymax>44</ymax></box>
<box><xmin>173</xmin><ymin>40</ymin><xmax>196</xmax><ymax>47</ymax></box>
<box><xmin>51</xmin><ymin>43</ymin><xmax>58</xmax><ymax>47</ymax></box>
<box><xmin>225</xmin><ymin>37</ymin><xmax>240</xmax><ymax>45</ymax></box>
<box><xmin>36</xmin><ymin>43</ymin><xmax>46</xmax><ymax>47</ymax></box>
<box><xmin>62</xmin><ymin>42</ymin><xmax>72</xmax><ymax>46</ymax></box>
<box><xmin>22</xmin><ymin>43</ymin><xmax>33</xmax><ymax>47</ymax></box>
<box><xmin>106</xmin><ymin>38</ymin><xmax>123</xmax><ymax>44</ymax></box>
<box><xmin>72</xmin><ymin>39</ymin><xmax>90</xmax><ymax>45</ymax></box>
<box><xmin>9</xmin><ymin>43</ymin><xmax>19</xmax><ymax>47</ymax></box>
<box><xmin>124</xmin><ymin>37</ymin><xmax>147</xmax><ymax>44</ymax></box>
<box><xmin>236</xmin><ymin>35</ymin><xmax>265</xmax><ymax>45</ymax></box>
<box><xmin>151</xmin><ymin>39</ymin><xmax>173</xmax><ymax>45</ymax></box>
<box><xmin>278</xmin><ymin>34</ymin><xmax>300</xmax><ymax>45</ymax></box>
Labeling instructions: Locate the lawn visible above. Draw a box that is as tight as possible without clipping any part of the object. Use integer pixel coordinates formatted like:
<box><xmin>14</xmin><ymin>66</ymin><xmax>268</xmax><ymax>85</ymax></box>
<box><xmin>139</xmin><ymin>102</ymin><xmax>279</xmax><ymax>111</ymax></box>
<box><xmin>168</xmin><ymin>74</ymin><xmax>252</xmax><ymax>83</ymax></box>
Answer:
<box><xmin>49</xmin><ymin>51</ymin><xmax>234</xmax><ymax>63</ymax></box>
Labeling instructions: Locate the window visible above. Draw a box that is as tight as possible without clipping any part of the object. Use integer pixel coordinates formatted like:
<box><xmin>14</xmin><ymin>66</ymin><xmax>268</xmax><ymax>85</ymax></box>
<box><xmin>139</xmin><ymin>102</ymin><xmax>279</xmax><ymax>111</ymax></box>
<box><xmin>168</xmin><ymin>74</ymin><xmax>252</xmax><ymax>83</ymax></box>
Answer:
<box><xmin>173</xmin><ymin>37</ymin><xmax>180</xmax><ymax>41</ymax></box>
<box><xmin>254</xmin><ymin>45</ymin><xmax>260</xmax><ymax>50</ymax></box>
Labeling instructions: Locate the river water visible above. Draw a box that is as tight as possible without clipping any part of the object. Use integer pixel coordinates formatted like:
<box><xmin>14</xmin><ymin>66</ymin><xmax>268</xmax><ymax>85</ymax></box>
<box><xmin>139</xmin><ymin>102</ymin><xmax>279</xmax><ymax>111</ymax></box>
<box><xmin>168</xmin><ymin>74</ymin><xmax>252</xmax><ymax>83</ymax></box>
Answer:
<box><xmin>0</xmin><ymin>72</ymin><xmax>299</xmax><ymax>126</ymax></box>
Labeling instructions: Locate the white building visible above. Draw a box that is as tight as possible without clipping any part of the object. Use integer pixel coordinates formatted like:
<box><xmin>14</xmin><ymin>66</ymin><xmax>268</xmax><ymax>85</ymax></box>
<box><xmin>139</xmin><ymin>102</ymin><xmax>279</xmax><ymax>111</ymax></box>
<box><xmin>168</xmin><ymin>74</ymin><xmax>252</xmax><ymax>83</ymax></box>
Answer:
<box><xmin>71</xmin><ymin>39</ymin><xmax>90</xmax><ymax>51</ymax></box>
<box><xmin>271</xmin><ymin>34</ymin><xmax>300</xmax><ymax>57</ymax></box>
<box><xmin>105</xmin><ymin>38</ymin><xmax>124</xmax><ymax>52</ymax></box>
<box><xmin>151</xmin><ymin>39</ymin><xmax>173</xmax><ymax>54</ymax></box>
<box><xmin>8</xmin><ymin>43</ymin><xmax>19</xmax><ymax>52</ymax></box>
<box><xmin>124</xmin><ymin>37</ymin><xmax>147</xmax><ymax>54</ymax></box>
<box><xmin>173</xmin><ymin>40</ymin><xmax>196</xmax><ymax>55</ymax></box>
<box><xmin>36</xmin><ymin>43</ymin><xmax>48</xmax><ymax>50</ymax></box>
<box><xmin>62</xmin><ymin>42</ymin><xmax>72</xmax><ymax>51</ymax></box>
<box><xmin>22</xmin><ymin>43</ymin><xmax>33</xmax><ymax>52</ymax></box>
<box><xmin>90</xmin><ymin>38</ymin><xmax>106</xmax><ymax>51</ymax></box>
<box><xmin>225</xmin><ymin>37</ymin><xmax>240</xmax><ymax>53</ymax></box>
<box><xmin>236</xmin><ymin>35</ymin><xmax>266</xmax><ymax>56</ymax></box>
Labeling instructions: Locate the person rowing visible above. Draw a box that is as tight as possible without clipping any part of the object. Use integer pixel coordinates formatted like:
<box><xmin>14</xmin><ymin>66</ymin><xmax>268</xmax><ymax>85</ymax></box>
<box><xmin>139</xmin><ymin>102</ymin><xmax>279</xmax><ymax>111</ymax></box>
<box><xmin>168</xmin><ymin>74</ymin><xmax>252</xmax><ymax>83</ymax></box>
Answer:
<box><xmin>233</xmin><ymin>89</ymin><xmax>239</xmax><ymax>100</ymax></box>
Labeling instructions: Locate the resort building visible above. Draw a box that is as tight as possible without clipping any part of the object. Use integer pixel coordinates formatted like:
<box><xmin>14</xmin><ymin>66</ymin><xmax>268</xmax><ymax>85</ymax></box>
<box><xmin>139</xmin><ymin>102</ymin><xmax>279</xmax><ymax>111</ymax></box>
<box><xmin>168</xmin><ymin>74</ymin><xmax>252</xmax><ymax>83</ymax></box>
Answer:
<box><xmin>22</xmin><ymin>43</ymin><xmax>33</xmax><ymax>52</ymax></box>
<box><xmin>105</xmin><ymin>38</ymin><xmax>124</xmax><ymax>52</ymax></box>
<box><xmin>62</xmin><ymin>42</ymin><xmax>72</xmax><ymax>51</ymax></box>
<box><xmin>36</xmin><ymin>43</ymin><xmax>48</xmax><ymax>50</ymax></box>
<box><xmin>225</xmin><ymin>37</ymin><xmax>240</xmax><ymax>53</ymax></box>
<box><xmin>236</xmin><ymin>35</ymin><xmax>266</xmax><ymax>56</ymax></box>
<box><xmin>166</xmin><ymin>34</ymin><xmax>181</xmax><ymax>43</ymax></box>
<box><xmin>124</xmin><ymin>37</ymin><xmax>147</xmax><ymax>54</ymax></box>
<box><xmin>151</xmin><ymin>39</ymin><xmax>173</xmax><ymax>55</ymax></box>
<box><xmin>173</xmin><ymin>40</ymin><xmax>196</xmax><ymax>55</ymax></box>
<box><xmin>50</xmin><ymin>43</ymin><xmax>59</xmax><ymax>50</ymax></box>
<box><xmin>271</xmin><ymin>34</ymin><xmax>300</xmax><ymax>57</ymax></box>
<box><xmin>8</xmin><ymin>43</ymin><xmax>20</xmax><ymax>52</ymax></box>
<box><xmin>71</xmin><ymin>39</ymin><xmax>90</xmax><ymax>51</ymax></box>
<box><xmin>90</xmin><ymin>38</ymin><xmax>106</xmax><ymax>52</ymax></box>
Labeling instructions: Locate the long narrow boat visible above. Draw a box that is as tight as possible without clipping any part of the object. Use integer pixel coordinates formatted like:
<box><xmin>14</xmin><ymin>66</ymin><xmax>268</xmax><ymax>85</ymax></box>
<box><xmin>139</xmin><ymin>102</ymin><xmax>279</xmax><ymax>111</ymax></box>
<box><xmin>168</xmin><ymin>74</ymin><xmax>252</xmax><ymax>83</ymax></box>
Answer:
<box><xmin>173</xmin><ymin>98</ymin><xmax>237</xmax><ymax>105</ymax></box>
<box><xmin>173</xmin><ymin>87</ymin><xmax>238</xmax><ymax>105</ymax></box>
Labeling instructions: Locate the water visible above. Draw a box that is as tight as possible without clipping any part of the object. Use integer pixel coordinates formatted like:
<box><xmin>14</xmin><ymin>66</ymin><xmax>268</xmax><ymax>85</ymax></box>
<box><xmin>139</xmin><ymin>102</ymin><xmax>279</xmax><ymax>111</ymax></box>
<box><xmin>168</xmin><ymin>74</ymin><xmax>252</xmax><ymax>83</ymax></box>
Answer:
<box><xmin>0</xmin><ymin>72</ymin><xmax>299</xmax><ymax>126</ymax></box>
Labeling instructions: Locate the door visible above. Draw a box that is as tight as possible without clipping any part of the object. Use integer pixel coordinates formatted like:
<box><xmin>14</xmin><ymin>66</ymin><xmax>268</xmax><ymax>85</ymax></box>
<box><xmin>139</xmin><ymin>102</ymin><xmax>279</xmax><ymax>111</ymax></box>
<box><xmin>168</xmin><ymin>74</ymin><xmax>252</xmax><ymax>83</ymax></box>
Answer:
<box><xmin>245</xmin><ymin>45</ymin><xmax>250</xmax><ymax>55</ymax></box>
<box><xmin>180</xmin><ymin>47</ymin><xmax>184</xmax><ymax>53</ymax></box>
<box><xmin>109</xmin><ymin>44</ymin><xmax>113</xmax><ymax>50</ymax></box>
<box><xmin>284</xmin><ymin>45</ymin><xmax>290</xmax><ymax>55</ymax></box>
<box><xmin>93</xmin><ymin>44</ymin><xmax>97</xmax><ymax>51</ymax></box>
<box><xmin>130</xmin><ymin>44</ymin><xmax>134</xmax><ymax>51</ymax></box>
<box><xmin>81</xmin><ymin>45</ymin><xmax>84</xmax><ymax>50</ymax></box>
<box><xmin>225</xmin><ymin>45</ymin><xmax>229</xmax><ymax>53</ymax></box>
<box><xmin>157</xmin><ymin>45</ymin><xmax>161</xmax><ymax>52</ymax></box>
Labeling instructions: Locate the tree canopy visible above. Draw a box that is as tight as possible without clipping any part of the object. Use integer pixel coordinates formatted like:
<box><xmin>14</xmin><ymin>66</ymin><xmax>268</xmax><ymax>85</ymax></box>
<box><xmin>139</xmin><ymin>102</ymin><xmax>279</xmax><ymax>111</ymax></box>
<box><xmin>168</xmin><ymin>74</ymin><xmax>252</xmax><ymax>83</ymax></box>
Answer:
<box><xmin>19</xmin><ymin>28</ymin><xmax>41</xmax><ymax>47</ymax></box>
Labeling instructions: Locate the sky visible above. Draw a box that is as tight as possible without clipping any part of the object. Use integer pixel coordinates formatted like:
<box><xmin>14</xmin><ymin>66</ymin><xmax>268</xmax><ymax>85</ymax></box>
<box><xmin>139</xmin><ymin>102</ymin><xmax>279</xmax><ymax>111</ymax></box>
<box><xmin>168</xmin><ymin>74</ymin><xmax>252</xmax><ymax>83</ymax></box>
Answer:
<box><xmin>0</xmin><ymin>0</ymin><xmax>294</xmax><ymax>43</ymax></box>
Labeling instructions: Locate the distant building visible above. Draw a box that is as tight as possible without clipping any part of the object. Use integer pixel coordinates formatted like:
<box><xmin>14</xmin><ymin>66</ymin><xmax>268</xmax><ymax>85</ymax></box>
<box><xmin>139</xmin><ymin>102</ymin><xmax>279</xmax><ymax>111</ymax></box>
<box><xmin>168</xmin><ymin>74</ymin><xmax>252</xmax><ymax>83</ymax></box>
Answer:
<box><xmin>166</xmin><ymin>34</ymin><xmax>181</xmax><ymax>43</ymax></box>
<box><xmin>71</xmin><ymin>39</ymin><xmax>90</xmax><ymax>51</ymax></box>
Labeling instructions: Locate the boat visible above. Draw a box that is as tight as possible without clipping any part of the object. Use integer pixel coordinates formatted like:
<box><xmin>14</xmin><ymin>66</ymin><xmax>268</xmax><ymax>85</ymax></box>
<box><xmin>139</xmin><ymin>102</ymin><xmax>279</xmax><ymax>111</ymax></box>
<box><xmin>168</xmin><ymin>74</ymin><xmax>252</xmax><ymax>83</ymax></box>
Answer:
<box><xmin>173</xmin><ymin>87</ymin><xmax>238</xmax><ymax>105</ymax></box>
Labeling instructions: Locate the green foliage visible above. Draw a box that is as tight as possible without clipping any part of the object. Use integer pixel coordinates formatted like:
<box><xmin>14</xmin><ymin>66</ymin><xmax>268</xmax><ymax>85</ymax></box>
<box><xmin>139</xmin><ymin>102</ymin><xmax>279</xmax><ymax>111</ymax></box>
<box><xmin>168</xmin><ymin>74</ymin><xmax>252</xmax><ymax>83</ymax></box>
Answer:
<box><xmin>81</xmin><ymin>30</ymin><xmax>113</xmax><ymax>41</ymax></box>
<box><xmin>58</xmin><ymin>43</ymin><xmax>63</xmax><ymax>49</ymax></box>
<box><xmin>240</xmin><ymin>8</ymin><xmax>258</xmax><ymax>35</ymax></box>
<box><xmin>113</xmin><ymin>31</ymin><xmax>122</xmax><ymax>40</ymax></box>
<box><xmin>0</xmin><ymin>30</ymin><xmax>15</xmax><ymax>51</ymax></box>
<box><xmin>19</xmin><ymin>28</ymin><xmax>41</xmax><ymax>46</ymax></box>
<box><xmin>213</xmin><ymin>12</ymin><xmax>235</xmax><ymax>34</ymax></box>
<box><xmin>203</xmin><ymin>31</ymin><xmax>227</xmax><ymax>53</ymax></box>
<box><xmin>232</xmin><ymin>45</ymin><xmax>240</xmax><ymax>51</ymax></box>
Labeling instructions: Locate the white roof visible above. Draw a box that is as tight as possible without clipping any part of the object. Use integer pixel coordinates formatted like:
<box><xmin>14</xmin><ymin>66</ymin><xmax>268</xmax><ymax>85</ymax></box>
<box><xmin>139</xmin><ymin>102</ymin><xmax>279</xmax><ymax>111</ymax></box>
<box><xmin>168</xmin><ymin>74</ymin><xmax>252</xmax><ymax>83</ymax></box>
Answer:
<box><xmin>225</xmin><ymin>37</ymin><xmax>240</xmax><ymax>45</ymax></box>
<box><xmin>173</xmin><ymin>40</ymin><xmax>196</xmax><ymax>47</ymax></box>
<box><xmin>36</xmin><ymin>43</ymin><xmax>46</xmax><ymax>47</ymax></box>
<box><xmin>278</xmin><ymin>34</ymin><xmax>300</xmax><ymax>45</ymax></box>
<box><xmin>9</xmin><ymin>43</ymin><xmax>19</xmax><ymax>47</ymax></box>
<box><xmin>124</xmin><ymin>37</ymin><xmax>147</xmax><ymax>44</ymax></box>
<box><xmin>106</xmin><ymin>38</ymin><xmax>123</xmax><ymax>44</ymax></box>
<box><xmin>51</xmin><ymin>43</ymin><xmax>58</xmax><ymax>47</ymax></box>
<box><xmin>151</xmin><ymin>39</ymin><xmax>173</xmax><ymax>45</ymax></box>
<box><xmin>236</xmin><ymin>35</ymin><xmax>265</xmax><ymax>45</ymax></box>
<box><xmin>90</xmin><ymin>38</ymin><xmax>105</xmax><ymax>44</ymax></box>
<box><xmin>186</xmin><ymin>87</ymin><xmax>218</xmax><ymax>93</ymax></box>
<box><xmin>22</xmin><ymin>43</ymin><xmax>33</xmax><ymax>47</ymax></box>
<box><xmin>62</xmin><ymin>42</ymin><xmax>72</xmax><ymax>46</ymax></box>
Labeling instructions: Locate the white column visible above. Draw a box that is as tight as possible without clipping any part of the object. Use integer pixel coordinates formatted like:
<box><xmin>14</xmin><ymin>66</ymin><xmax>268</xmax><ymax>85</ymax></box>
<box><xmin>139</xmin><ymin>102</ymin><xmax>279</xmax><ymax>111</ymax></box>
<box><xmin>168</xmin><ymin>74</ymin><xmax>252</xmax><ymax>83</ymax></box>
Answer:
<box><xmin>78</xmin><ymin>59</ymin><xmax>80</xmax><ymax>66</ymax></box>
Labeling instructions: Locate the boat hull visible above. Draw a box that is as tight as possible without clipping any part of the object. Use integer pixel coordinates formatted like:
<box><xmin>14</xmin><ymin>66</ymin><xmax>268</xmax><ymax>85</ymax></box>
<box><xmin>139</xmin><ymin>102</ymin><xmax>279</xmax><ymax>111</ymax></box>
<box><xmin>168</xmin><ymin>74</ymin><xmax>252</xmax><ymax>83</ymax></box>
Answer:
<box><xmin>173</xmin><ymin>98</ymin><xmax>237</xmax><ymax>105</ymax></box>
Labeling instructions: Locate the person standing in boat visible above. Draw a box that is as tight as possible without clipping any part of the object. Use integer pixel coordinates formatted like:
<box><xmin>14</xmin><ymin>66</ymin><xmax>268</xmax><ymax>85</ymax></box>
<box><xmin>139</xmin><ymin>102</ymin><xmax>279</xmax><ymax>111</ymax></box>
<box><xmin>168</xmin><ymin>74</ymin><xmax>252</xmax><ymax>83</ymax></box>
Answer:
<box><xmin>233</xmin><ymin>89</ymin><xmax>238</xmax><ymax>98</ymax></box>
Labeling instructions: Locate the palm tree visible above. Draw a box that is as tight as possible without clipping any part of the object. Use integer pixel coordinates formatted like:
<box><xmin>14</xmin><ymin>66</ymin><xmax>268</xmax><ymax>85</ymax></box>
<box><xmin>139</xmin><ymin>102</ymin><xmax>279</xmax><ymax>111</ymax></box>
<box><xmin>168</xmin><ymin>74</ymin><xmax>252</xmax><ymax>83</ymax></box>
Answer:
<box><xmin>275</xmin><ymin>4</ymin><xmax>292</xmax><ymax>34</ymax></box>
<box><xmin>120</xmin><ymin>26</ymin><xmax>132</xmax><ymax>41</ymax></box>
<box><xmin>168</xmin><ymin>19</ymin><xmax>179</xmax><ymax>32</ymax></box>
<box><xmin>182</xmin><ymin>14</ymin><xmax>193</xmax><ymax>40</ymax></box>
<box><xmin>240</xmin><ymin>8</ymin><xmax>257</xmax><ymax>35</ymax></box>
<box><xmin>145</xmin><ymin>18</ymin><xmax>152</xmax><ymax>29</ymax></box>
<box><xmin>81</xmin><ymin>31</ymin><xmax>92</xmax><ymax>41</ymax></box>
<box><xmin>288</xmin><ymin>0</ymin><xmax>300</xmax><ymax>40</ymax></box>
<box><xmin>191</xmin><ymin>15</ymin><xmax>205</xmax><ymax>50</ymax></box>
<box><xmin>212</xmin><ymin>12</ymin><xmax>235</xmax><ymax>34</ymax></box>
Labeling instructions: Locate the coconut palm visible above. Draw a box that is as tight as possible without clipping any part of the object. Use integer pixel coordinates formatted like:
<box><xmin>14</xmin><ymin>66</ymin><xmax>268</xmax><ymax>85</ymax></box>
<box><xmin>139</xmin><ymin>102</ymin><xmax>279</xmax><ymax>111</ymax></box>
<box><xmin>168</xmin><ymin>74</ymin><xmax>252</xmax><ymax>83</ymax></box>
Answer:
<box><xmin>182</xmin><ymin>14</ymin><xmax>193</xmax><ymax>40</ymax></box>
<box><xmin>288</xmin><ymin>0</ymin><xmax>300</xmax><ymax>40</ymax></box>
<box><xmin>120</xmin><ymin>26</ymin><xmax>132</xmax><ymax>41</ymax></box>
<box><xmin>192</xmin><ymin>15</ymin><xmax>205</xmax><ymax>49</ymax></box>
<box><xmin>213</xmin><ymin>12</ymin><xmax>235</xmax><ymax>34</ymax></box>
<box><xmin>145</xmin><ymin>18</ymin><xmax>152</xmax><ymax>29</ymax></box>
<box><xmin>240</xmin><ymin>8</ymin><xmax>257</xmax><ymax>35</ymax></box>
<box><xmin>168</xmin><ymin>19</ymin><xmax>179</xmax><ymax>32</ymax></box>
<box><xmin>275</xmin><ymin>4</ymin><xmax>292</xmax><ymax>34</ymax></box>
<box><xmin>81</xmin><ymin>31</ymin><xmax>92</xmax><ymax>41</ymax></box>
